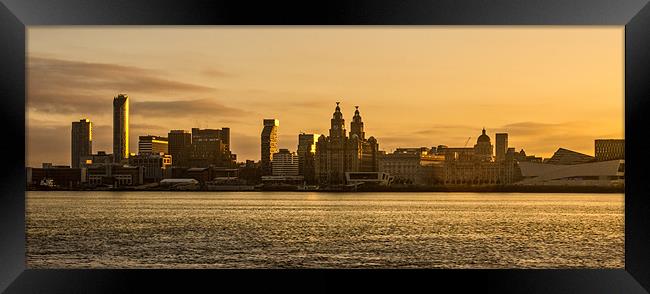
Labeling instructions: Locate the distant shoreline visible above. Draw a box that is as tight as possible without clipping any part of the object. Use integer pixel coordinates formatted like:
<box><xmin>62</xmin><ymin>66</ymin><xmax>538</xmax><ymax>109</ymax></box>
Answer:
<box><xmin>26</xmin><ymin>185</ymin><xmax>624</xmax><ymax>194</ymax></box>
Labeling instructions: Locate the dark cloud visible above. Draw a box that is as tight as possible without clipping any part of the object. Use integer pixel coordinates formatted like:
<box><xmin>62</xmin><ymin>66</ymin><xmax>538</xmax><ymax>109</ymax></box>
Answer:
<box><xmin>27</xmin><ymin>93</ymin><xmax>110</xmax><ymax>116</ymax></box>
<box><xmin>29</xmin><ymin>56</ymin><xmax>215</xmax><ymax>94</ymax></box>
<box><xmin>27</xmin><ymin>56</ymin><xmax>218</xmax><ymax>116</ymax></box>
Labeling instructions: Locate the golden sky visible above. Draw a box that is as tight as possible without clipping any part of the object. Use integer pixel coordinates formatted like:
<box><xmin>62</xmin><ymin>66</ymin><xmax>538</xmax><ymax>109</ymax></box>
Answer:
<box><xmin>26</xmin><ymin>27</ymin><xmax>624</xmax><ymax>167</ymax></box>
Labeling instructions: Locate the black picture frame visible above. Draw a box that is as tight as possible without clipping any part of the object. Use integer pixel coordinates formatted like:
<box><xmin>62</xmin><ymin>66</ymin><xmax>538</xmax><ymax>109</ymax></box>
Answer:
<box><xmin>1</xmin><ymin>0</ymin><xmax>649</xmax><ymax>292</ymax></box>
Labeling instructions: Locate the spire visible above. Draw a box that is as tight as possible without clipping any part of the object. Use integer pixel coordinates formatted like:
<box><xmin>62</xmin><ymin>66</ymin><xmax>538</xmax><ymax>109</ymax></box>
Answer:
<box><xmin>333</xmin><ymin>101</ymin><xmax>343</xmax><ymax>119</ymax></box>
<box><xmin>330</xmin><ymin>101</ymin><xmax>345</xmax><ymax>138</ymax></box>
<box><xmin>482</xmin><ymin>128</ymin><xmax>486</xmax><ymax>135</ymax></box>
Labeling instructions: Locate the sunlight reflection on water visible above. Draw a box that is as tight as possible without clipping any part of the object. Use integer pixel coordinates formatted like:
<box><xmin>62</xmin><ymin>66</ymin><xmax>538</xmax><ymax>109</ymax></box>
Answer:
<box><xmin>26</xmin><ymin>191</ymin><xmax>624</xmax><ymax>269</ymax></box>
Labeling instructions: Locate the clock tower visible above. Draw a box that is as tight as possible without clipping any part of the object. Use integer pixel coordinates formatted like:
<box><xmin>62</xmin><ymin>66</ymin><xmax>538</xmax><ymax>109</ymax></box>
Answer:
<box><xmin>329</xmin><ymin>102</ymin><xmax>346</xmax><ymax>138</ymax></box>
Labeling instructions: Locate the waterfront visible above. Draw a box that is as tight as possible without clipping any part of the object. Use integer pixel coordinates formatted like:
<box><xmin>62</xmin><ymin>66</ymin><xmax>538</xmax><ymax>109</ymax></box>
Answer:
<box><xmin>26</xmin><ymin>191</ymin><xmax>624</xmax><ymax>269</ymax></box>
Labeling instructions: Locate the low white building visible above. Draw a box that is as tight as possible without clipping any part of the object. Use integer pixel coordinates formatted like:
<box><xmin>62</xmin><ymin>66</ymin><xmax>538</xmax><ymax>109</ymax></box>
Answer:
<box><xmin>516</xmin><ymin>160</ymin><xmax>624</xmax><ymax>186</ymax></box>
<box><xmin>160</xmin><ymin>178</ymin><xmax>199</xmax><ymax>185</ymax></box>
<box><xmin>272</xmin><ymin>149</ymin><xmax>299</xmax><ymax>176</ymax></box>
<box><xmin>345</xmin><ymin>172</ymin><xmax>393</xmax><ymax>186</ymax></box>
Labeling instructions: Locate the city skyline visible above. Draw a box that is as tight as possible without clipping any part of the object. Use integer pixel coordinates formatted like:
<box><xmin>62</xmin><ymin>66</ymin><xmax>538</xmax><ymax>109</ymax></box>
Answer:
<box><xmin>27</xmin><ymin>27</ymin><xmax>624</xmax><ymax>166</ymax></box>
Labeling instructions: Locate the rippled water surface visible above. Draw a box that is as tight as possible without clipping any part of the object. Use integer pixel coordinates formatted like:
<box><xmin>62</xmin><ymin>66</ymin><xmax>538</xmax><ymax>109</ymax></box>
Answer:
<box><xmin>26</xmin><ymin>191</ymin><xmax>624</xmax><ymax>268</ymax></box>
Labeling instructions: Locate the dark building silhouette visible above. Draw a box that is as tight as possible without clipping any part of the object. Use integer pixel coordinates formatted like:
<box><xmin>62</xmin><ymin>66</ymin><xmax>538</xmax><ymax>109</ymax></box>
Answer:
<box><xmin>238</xmin><ymin>160</ymin><xmax>262</xmax><ymax>185</ymax></box>
<box><xmin>440</xmin><ymin>129</ymin><xmax>521</xmax><ymax>185</ymax></box>
<box><xmin>495</xmin><ymin>133</ymin><xmax>508</xmax><ymax>162</ymax></box>
<box><xmin>315</xmin><ymin>103</ymin><xmax>379</xmax><ymax>185</ymax></box>
<box><xmin>113</xmin><ymin>94</ymin><xmax>129</xmax><ymax>163</ymax></box>
<box><xmin>71</xmin><ymin>118</ymin><xmax>92</xmax><ymax>168</ymax></box>
<box><xmin>128</xmin><ymin>153</ymin><xmax>172</xmax><ymax>182</ymax></box>
<box><xmin>261</xmin><ymin>119</ymin><xmax>279</xmax><ymax>176</ymax></box>
<box><xmin>473</xmin><ymin>128</ymin><xmax>493</xmax><ymax>162</ymax></box>
<box><xmin>514</xmin><ymin>149</ymin><xmax>543</xmax><ymax>163</ymax></box>
<box><xmin>80</xmin><ymin>151</ymin><xmax>114</xmax><ymax>168</ymax></box>
<box><xmin>545</xmin><ymin>148</ymin><xmax>595</xmax><ymax>165</ymax></box>
<box><xmin>168</xmin><ymin>130</ymin><xmax>192</xmax><ymax>167</ymax></box>
<box><xmin>27</xmin><ymin>166</ymin><xmax>84</xmax><ymax>188</ymax></box>
<box><xmin>297</xmin><ymin>133</ymin><xmax>320</xmax><ymax>184</ymax></box>
<box><xmin>87</xmin><ymin>165</ymin><xmax>143</xmax><ymax>187</ymax></box>
<box><xmin>595</xmin><ymin>139</ymin><xmax>624</xmax><ymax>161</ymax></box>
<box><xmin>188</xmin><ymin>128</ymin><xmax>235</xmax><ymax>168</ymax></box>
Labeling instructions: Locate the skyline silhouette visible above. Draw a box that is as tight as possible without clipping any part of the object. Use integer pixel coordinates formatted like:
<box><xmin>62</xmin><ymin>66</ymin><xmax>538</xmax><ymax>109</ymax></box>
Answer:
<box><xmin>26</xmin><ymin>27</ymin><xmax>624</xmax><ymax>166</ymax></box>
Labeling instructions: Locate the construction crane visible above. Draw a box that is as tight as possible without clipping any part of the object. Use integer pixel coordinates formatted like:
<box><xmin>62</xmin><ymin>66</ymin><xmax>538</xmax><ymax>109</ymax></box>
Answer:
<box><xmin>464</xmin><ymin>137</ymin><xmax>471</xmax><ymax>147</ymax></box>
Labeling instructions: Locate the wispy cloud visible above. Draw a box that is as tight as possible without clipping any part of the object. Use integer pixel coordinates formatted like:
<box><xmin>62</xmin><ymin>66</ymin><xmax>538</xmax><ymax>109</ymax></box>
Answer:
<box><xmin>201</xmin><ymin>68</ymin><xmax>231</xmax><ymax>78</ymax></box>
<box><xmin>131</xmin><ymin>99</ymin><xmax>252</xmax><ymax>118</ymax></box>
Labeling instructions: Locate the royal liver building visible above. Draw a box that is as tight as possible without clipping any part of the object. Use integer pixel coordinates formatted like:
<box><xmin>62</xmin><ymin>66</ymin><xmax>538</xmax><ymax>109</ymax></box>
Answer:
<box><xmin>315</xmin><ymin>102</ymin><xmax>379</xmax><ymax>185</ymax></box>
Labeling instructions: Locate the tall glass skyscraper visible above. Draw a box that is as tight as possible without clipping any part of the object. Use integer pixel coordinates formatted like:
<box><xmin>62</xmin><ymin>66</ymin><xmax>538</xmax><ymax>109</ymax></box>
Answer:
<box><xmin>261</xmin><ymin>119</ymin><xmax>279</xmax><ymax>176</ymax></box>
<box><xmin>113</xmin><ymin>94</ymin><xmax>129</xmax><ymax>163</ymax></box>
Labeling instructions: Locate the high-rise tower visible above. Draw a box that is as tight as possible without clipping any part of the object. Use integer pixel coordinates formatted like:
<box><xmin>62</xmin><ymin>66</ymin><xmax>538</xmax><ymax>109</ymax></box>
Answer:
<box><xmin>495</xmin><ymin>133</ymin><xmax>508</xmax><ymax>162</ymax></box>
<box><xmin>168</xmin><ymin>130</ymin><xmax>192</xmax><ymax>167</ymax></box>
<box><xmin>71</xmin><ymin>118</ymin><xmax>92</xmax><ymax>168</ymax></box>
<box><xmin>261</xmin><ymin>119</ymin><xmax>279</xmax><ymax>175</ymax></box>
<box><xmin>113</xmin><ymin>94</ymin><xmax>129</xmax><ymax>163</ymax></box>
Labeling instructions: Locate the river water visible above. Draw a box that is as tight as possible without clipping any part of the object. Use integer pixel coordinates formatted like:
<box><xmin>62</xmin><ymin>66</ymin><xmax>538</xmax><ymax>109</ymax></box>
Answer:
<box><xmin>26</xmin><ymin>191</ymin><xmax>624</xmax><ymax>268</ymax></box>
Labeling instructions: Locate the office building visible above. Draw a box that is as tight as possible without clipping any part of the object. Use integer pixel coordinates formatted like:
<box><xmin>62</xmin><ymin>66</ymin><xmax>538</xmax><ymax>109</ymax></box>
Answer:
<box><xmin>261</xmin><ymin>119</ymin><xmax>279</xmax><ymax>175</ymax></box>
<box><xmin>315</xmin><ymin>103</ymin><xmax>379</xmax><ymax>185</ymax></box>
<box><xmin>595</xmin><ymin>139</ymin><xmax>625</xmax><ymax>161</ymax></box>
<box><xmin>272</xmin><ymin>149</ymin><xmax>299</xmax><ymax>176</ymax></box>
<box><xmin>378</xmin><ymin>147</ymin><xmax>445</xmax><ymax>185</ymax></box>
<box><xmin>439</xmin><ymin>129</ymin><xmax>520</xmax><ymax>185</ymax></box>
<box><xmin>128</xmin><ymin>153</ymin><xmax>172</xmax><ymax>182</ymax></box>
<box><xmin>113</xmin><ymin>94</ymin><xmax>129</xmax><ymax>163</ymax></box>
<box><xmin>297</xmin><ymin>133</ymin><xmax>320</xmax><ymax>184</ymax></box>
<box><xmin>168</xmin><ymin>130</ymin><xmax>192</xmax><ymax>167</ymax></box>
<box><xmin>138</xmin><ymin>135</ymin><xmax>168</xmax><ymax>155</ymax></box>
<box><xmin>439</xmin><ymin>147</ymin><xmax>475</xmax><ymax>162</ymax></box>
<box><xmin>495</xmin><ymin>133</ymin><xmax>508</xmax><ymax>162</ymax></box>
<box><xmin>71</xmin><ymin>118</ymin><xmax>92</xmax><ymax>168</ymax></box>
<box><xmin>188</xmin><ymin>127</ymin><xmax>235</xmax><ymax>168</ymax></box>
<box><xmin>79</xmin><ymin>151</ymin><xmax>114</xmax><ymax>168</ymax></box>
<box><xmin>86</xmin><ymin>165</ymin><xmax>143</xmax><ymax>187</ymax></box>
<box><xmin>26</xmin><ymin>166</ymin><xmax>86</xmax><ymax>188</ymax></box>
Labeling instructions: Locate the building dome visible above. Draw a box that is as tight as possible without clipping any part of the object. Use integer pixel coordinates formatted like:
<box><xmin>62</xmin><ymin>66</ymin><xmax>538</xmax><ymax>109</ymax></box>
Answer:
<box><xmin>477</xmin><ymin>128</ymin><xmax>490</xmax><ymax>143</ymax></box>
